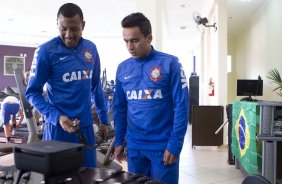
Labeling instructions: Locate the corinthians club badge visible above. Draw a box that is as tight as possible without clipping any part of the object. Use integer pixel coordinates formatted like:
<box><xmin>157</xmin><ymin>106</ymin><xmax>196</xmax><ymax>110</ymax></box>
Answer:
<box><xmin>83</xmin><ymin>50</ymin><xmax>93</xmax><ymax>62</ymax></box>
<box><xmin>150</xmin><ymin>66</ymin><xmax>162</xmax><ymax>81</ymax></box>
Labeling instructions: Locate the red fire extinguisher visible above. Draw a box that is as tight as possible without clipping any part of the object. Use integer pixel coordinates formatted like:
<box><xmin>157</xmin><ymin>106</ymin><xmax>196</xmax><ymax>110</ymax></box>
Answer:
<box><xmin>208</xmin><ymin>78</ymin><xmax>214</xmax><ymax>96</ymax></box>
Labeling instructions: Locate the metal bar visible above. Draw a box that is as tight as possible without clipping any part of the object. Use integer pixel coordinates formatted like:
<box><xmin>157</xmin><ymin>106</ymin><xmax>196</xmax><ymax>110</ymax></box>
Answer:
<box><xmin>215</xmin><ymin>120</ymin><xmax>228</xmax><ymax>134</ymax></box>
<box><xmin>14</xmin><ymin>69</ymin><xmax>38</xmax><ymax>143</ymax></box>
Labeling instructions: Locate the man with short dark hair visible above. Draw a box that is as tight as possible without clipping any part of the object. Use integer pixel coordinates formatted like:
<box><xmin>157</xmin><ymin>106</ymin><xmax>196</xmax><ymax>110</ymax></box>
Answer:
<box><xmin>26</xmin><ymin>3</ymin><xmax>108</xmax><ymax>168</ymax></box>
<box><xmin>114</xmin><ymin>12</ymin><xmax>189</xmax><ymax>184</ymax></box>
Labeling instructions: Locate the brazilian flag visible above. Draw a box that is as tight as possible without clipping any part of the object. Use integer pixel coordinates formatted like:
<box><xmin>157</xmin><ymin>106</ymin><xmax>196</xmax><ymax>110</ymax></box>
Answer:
<box><xmin>231</xmin><ymin>101</ymin><xmax>262</xmax><ymax>174</ymax></box>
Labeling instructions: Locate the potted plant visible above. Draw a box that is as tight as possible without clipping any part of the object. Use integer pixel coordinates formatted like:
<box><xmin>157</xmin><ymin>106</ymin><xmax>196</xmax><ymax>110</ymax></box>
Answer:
<box><xmin>267</xmin><ymin>68</ymin><xmax>282</xmax><ymax>97</ymax></box>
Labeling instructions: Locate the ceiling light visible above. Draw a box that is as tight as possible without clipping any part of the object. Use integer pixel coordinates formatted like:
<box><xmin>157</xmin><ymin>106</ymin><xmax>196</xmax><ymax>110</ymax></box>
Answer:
<box><xmin>180</xmin><ymin>26</ymin><xmax>187</xmax><ymax>30</ymax></box>
<box><xmin>180</xmin><ymin>4</ymin><xmax>189</xmax><ymax>8</ymax></box>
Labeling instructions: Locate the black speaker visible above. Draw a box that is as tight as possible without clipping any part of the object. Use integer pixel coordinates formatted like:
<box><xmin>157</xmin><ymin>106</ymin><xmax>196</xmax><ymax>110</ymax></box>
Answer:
<box><xmin>189</xmin><ymin>75</ymin><xmax>199</xmax><ymax>123</ymax></box>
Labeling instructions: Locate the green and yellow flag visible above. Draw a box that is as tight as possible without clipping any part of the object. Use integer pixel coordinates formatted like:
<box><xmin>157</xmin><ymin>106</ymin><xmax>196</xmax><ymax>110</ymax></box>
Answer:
<box><xmin>235</xmin><ymin>109</ymin><xmax>250</xmax><ymax>157</ymax></box>
<box><xmin>231</xmin><ymin>101</ymin><xmax>262</xmax><ymax>174</ymax></box>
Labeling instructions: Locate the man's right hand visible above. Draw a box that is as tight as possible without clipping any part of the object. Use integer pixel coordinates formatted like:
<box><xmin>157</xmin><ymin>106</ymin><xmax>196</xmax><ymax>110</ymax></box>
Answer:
<box><xmin>114</xmin><ymin>146</ymin><xmax>125</xmax><ymax>163</ymax></box>
<box><xmin>59</xmin><ymin>115</ymin><xmax>80</xmax><ymax>133</ymax></box>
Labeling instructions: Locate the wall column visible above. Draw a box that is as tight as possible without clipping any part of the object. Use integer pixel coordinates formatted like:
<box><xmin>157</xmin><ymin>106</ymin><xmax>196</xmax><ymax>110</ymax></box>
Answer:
<box><xmin>136</xmin><ymin>0</ymin><xmax>163</xmax><ymax>50</ymax></box>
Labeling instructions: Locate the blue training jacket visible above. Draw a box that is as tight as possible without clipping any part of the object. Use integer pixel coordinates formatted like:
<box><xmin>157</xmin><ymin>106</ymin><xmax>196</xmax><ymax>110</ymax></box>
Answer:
<box><xmin>114</xmin><ymin>48</ymin><xmax>189</xmax><ymax>157</ymax></box>
<box><xmin>26</xmin><ymin>36</ymin><xmax>108</xmax><ymax>128</ymax></box>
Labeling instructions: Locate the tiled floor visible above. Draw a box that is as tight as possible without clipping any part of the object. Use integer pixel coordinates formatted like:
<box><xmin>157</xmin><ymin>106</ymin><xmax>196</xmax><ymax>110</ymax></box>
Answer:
<box><xmin>179</xmin><ymin>125</ymin><xmax>245</xmax><ymax>184</ymax></box>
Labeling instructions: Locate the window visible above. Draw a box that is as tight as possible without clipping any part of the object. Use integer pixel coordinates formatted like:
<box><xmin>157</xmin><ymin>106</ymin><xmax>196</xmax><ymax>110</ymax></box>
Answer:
<box><xmin>4</xmin><ymin>56</ymin><xmax>25</xmax><ymax>75</ymax></box>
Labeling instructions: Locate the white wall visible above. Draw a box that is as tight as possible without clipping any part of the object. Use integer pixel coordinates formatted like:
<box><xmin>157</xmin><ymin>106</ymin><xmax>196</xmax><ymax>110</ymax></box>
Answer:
<box><xmin>96</xmin><ymin>0</ymin><xmax>197</xmax><ymax>83</ymax></box>
<box><xmin>230</xmin><ymin>0</ymin><xmax>282</xmax><ymax>101</ymax></box>
<box><xmin>193</xmin><ymin>0</ymin><xmax>227</xmax><ymax>107</ymax></box>
<box><xmin>96</xmin><ymin>35</ymin><xmax>195</xmax><ymax>84</ymax></box>
<box><xmin>162</xmin><ymin>40</ymin><xmax>194</xmax><ymax>79</ymax></box>
<box><xmin>95</xmin><ymin>37</ymin><xmax>129</xmax><ymax>81</ymax></box>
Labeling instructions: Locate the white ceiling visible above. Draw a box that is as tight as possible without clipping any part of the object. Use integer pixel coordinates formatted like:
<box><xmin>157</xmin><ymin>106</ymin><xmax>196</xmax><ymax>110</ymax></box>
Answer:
<box><xmin>0</xmin><ymin>0</ymin><xmax>269</xmax><ymax>48</ymax></box>
<box><xmin>227</xmin><ymin>0</ymin><xmax>270</xmax><ymax>38</ymax></box>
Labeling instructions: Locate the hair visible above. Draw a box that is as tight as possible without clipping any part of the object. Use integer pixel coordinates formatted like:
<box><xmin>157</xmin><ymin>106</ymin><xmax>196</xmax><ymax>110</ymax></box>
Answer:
<box><xmin>57</xmin><ymin>3</ymin><xmax>84</xmax><ymax>21</ymax></box>
<box><xmin>121</xmin><ymin>12</ymin><xmax>151</xmax><ymax>37</ymax></box>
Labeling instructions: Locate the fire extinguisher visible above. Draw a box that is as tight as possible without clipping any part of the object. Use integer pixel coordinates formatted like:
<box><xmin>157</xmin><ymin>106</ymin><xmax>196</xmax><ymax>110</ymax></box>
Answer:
<box><xmin>208</xmin><ymin>78</ymin><xmax>214</xmax><ymax>96</ymax></box>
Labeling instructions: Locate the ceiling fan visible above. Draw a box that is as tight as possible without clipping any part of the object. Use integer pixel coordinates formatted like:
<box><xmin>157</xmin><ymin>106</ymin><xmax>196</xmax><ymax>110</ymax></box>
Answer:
<box><xmin>193</xmin><ymin>11</ymin><xmax>217</xmax><ymax>32</ymax></box>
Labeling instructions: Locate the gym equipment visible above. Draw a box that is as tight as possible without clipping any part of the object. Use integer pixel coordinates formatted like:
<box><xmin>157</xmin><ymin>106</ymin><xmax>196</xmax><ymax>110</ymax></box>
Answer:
<box><xmin>0</xmin><ymin>91</ymin><xmax>9</xmax><ymax>102</ymax></box>
<box><xmin>0</xmin><ymin>143</ymin><xmax>15</xmax><ymax>155</ymax></box>
<box><xmin>189</xmin><ymin>74</ymin><xmax>199</xmax><ymax>124</ymax></box>
<box><xmin>2</xmin><ymin>86</ymin><xmax>19</xmax><ymax>99</ymax></box>
<box><xmin>242</xmin><ymin>174</ymin><xmax>271</xmax><ymax>184</ymax></box>
<box><xmin>11</xmin><ymin>69</ymin><xmax>124</xmax><ymax>180</ymax></box>
<box><xmin>14</xmin><ymin>69</ymin><xmax>39</xmax><ymax>143</ymax></box>
<box><xmin>256</xmin><ymin>101</ymin><xmax>282</xmax><ymax>184</ymax></box>
<box><xmin>0</xmin><ymin>69</ymin><xmax>40</xmax><ymax>143</ymax></box>
<box><xmin>188</xmin><ymin>56</ymin><xmax>199</xmax><ymax>124</ymax></box>
<box><xmin>1</xmin><ymin>165</ymin><xmax>165</xmax><ymax>184</ymax></box>
<box><xmin>226</xmin><ymin>104</ymin><xmax>235</xmax><ymax>165</ymax></box>
<box><xmin>214</xmin><ymin>104</ymin><xmax>235</xmax><ymax>165</ymax></box>
<box><xmin>102</xmin><ymin>137</ymin><xmax>115</xmax><ymax>165</ymax></box>
<box><xmin>0</xmin><ymin>80</ymin><xmax>32</xmax><ymax>144</ymax></box>
<box><xmin>0</xmin><ymin>131</ymin><xmax>28</xmax><ymax>144</ymax></box>
<box><xmin>0</xmin><ymin>121</ymin><xmax>31</xmax><ymax>144</ymax></box>
<box><xmin>0</xmin><ymin>69</ymin><xmax>46</xmax><ymax>142</ymax></box>
<box><xmin>14</xmin><ymin>140</ymin><xmax>84</xmax><ymax>184</ymax></box>
<box><xmin>93</xmin><ymin>169</ymin><xmax>124</xmax><ymax>183</ymax></box>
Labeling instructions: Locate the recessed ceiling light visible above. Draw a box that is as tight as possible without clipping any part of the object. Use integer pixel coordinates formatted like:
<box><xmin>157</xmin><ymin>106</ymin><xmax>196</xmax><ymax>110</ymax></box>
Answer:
<box><xmin>180</xmin><ymin>4</ymin><xmax>189</xmax><ymax>8</ymax></box>
<box><xmin>180</xmin><ymin>26</ymin><xmax>187</xmax><ymax>30</ymax></box>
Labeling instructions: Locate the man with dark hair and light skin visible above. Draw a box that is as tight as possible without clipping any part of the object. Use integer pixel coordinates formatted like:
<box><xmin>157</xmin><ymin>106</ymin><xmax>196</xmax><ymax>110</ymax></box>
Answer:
<box><xmin>114</xmin><ymin>12</ymin><xmax>189</xmax><ymax>184</ymax></box>
<box><xmin>26</xmin><ymin>3</ymin><xmax>108</xmax><ymax>168</ymax></box>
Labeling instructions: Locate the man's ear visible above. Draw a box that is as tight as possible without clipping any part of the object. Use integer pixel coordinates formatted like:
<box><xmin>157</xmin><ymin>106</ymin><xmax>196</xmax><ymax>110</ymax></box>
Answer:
<box><xmin>147</xmin><ymin>34</ymin><xmax>153</xmax><ymax>42</ymax></box>
<box><xmin>82</xmin><ymin>21</ymin><xmax>86</xmax><ymax>31</ymax></box>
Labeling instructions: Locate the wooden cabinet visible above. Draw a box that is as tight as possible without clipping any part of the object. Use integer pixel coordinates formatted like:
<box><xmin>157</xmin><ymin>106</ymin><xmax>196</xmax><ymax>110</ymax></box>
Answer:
<box><xmin>192</xmin><ymin>105</ymin><xmax>224</xmax><ymax>147</ymax></box>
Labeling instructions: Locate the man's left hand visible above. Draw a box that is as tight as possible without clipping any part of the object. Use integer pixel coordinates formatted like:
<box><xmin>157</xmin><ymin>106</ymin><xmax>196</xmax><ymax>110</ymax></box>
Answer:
<box><xmin>99</xmin><ymin>124</ymin><xmax>108</xmax><ymax>140</ymax></box>
<box><xmin>163</xmin><ymin>149</ymin><xmax>178</xmax><ymax>165</ymax></box>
